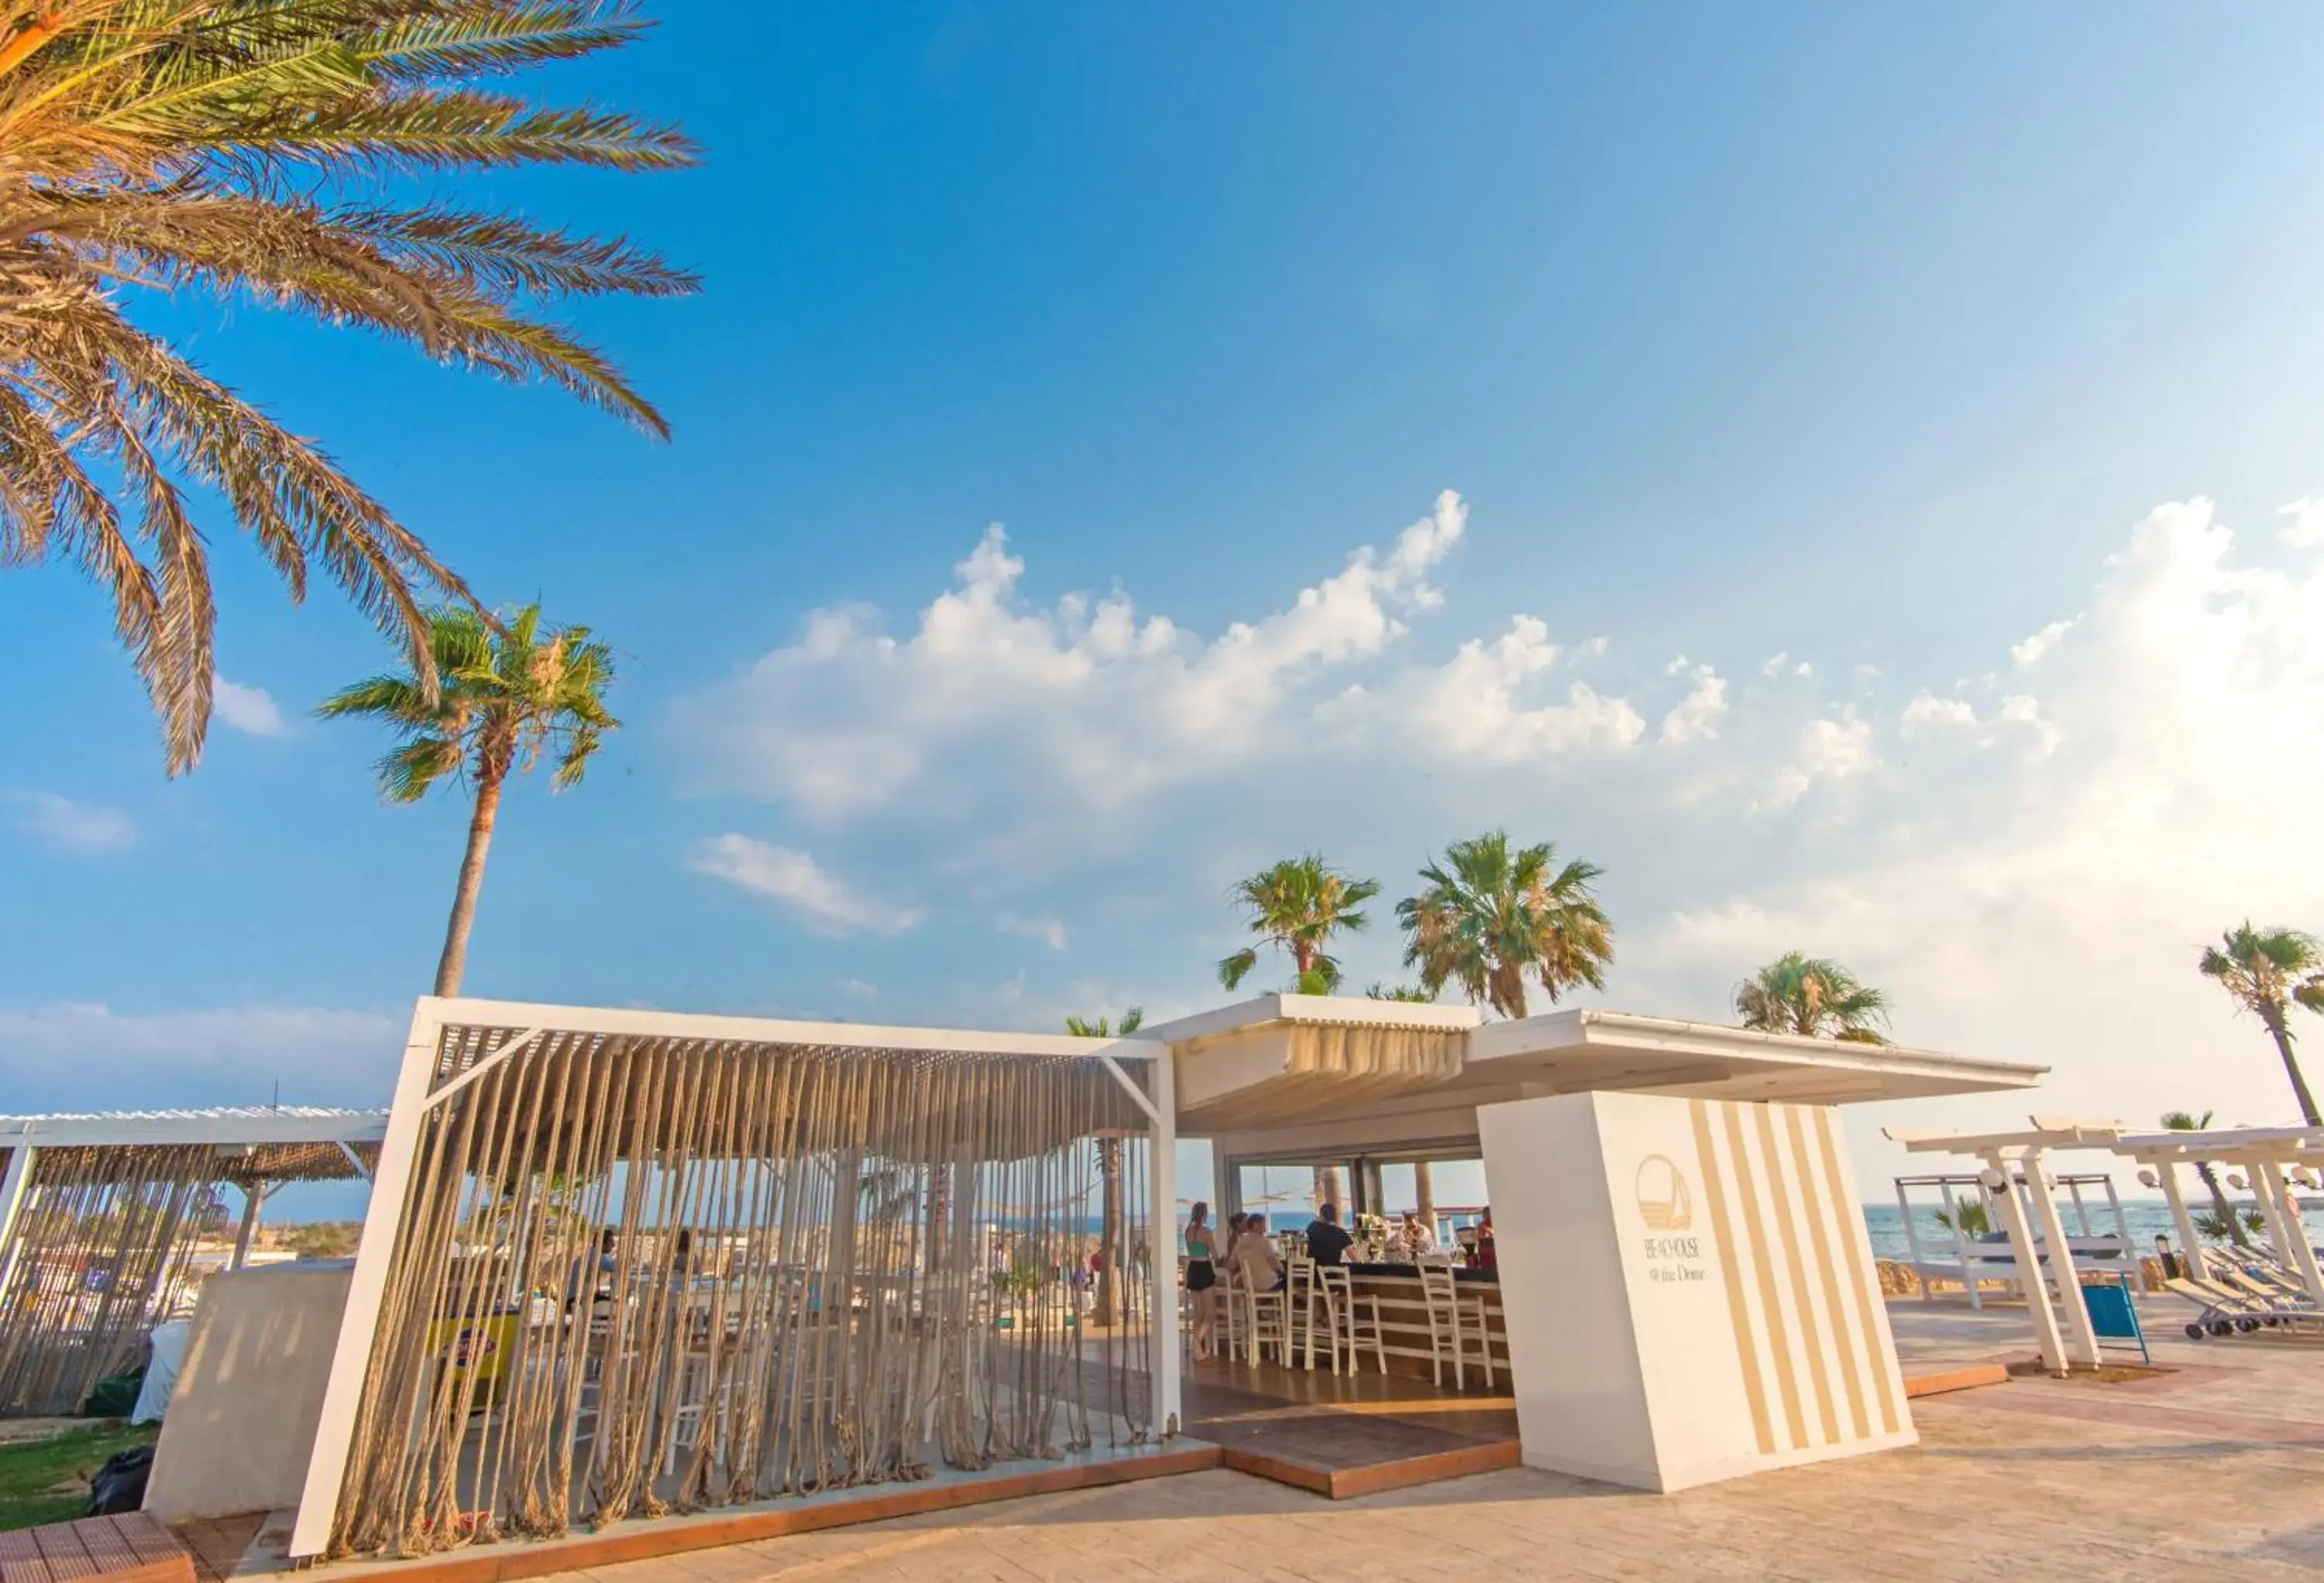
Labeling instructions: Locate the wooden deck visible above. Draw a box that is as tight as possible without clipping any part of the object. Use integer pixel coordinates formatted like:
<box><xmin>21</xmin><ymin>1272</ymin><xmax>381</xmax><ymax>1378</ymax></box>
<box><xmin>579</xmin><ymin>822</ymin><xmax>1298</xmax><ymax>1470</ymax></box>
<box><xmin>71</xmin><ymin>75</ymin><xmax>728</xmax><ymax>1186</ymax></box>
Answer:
<box><xmin>1183</xmin><ymin>1352</ymin><xmax>1521</xmax><ymax>1498</ymax></box>
<box><xmin>0</xmin><ymin>1514</ymin><xmax>192</xmax><ymax>1583</ymax></box>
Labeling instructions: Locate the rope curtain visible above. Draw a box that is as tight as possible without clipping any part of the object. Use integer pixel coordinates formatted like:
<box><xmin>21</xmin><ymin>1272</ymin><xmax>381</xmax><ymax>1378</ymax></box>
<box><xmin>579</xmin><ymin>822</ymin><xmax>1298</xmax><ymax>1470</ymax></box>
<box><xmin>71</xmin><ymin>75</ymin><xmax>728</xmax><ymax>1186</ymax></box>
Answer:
<box><xmin>326</xmin><ymin>1031</ymin><xmax>1158</xmax><ymax>1560</ymax></box>
<box><xmin>0</xmin><ymin>1144</ymin><xmax>229</xmax><ymax>1416</ymax></box>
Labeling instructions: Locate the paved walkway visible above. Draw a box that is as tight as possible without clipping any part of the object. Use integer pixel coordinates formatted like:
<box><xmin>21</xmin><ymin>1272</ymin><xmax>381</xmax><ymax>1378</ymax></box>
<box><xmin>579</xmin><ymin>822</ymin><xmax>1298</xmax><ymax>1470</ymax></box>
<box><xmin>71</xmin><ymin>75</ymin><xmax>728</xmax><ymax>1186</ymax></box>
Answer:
<box><xmin>527</xmin><ymin>1305</ymin><xmax>2324</xmax><ymax>1582</ymax></box>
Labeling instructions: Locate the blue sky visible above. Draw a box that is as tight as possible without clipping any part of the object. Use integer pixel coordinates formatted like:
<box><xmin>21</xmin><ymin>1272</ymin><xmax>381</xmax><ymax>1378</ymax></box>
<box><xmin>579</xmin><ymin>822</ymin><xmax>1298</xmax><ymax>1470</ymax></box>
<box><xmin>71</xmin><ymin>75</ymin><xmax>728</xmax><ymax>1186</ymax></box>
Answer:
<box><xmin>9</xmin><ymin>8</ymin><xmax>2324</xmax><ymax>1193</ymax></box>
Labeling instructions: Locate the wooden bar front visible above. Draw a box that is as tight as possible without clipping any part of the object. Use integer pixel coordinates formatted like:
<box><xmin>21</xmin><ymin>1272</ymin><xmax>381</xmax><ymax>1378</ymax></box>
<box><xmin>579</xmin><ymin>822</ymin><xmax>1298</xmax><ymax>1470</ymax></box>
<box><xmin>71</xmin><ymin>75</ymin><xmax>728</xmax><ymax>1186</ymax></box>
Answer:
<box><xmin>1341</xmin><ymin>1265</ymin><xmax>1510</xmax><ymax>1386</ymax></box>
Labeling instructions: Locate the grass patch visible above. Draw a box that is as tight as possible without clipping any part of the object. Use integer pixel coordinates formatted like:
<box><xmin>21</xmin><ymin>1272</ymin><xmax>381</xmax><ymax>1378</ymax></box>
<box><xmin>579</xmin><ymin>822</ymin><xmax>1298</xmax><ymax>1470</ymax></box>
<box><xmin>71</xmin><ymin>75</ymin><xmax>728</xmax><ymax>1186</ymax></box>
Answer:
<box><xmin>0</xmin><ymin>1423</ymin><xmax>157</xmax><ymax>1532</ymax></box>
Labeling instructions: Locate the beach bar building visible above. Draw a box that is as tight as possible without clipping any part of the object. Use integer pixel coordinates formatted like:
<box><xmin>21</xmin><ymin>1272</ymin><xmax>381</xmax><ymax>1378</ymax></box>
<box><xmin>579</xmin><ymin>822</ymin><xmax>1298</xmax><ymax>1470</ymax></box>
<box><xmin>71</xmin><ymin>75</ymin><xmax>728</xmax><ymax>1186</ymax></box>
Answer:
<box><xmin>0</xmin><ymin>1106</ymin><xmax>385</xmax><ymax>1417</ymax></box>
<box><xmin>218</xmin><ymin>991</ymin><xmax>2044</xmax><ymax>1565</ymax></box>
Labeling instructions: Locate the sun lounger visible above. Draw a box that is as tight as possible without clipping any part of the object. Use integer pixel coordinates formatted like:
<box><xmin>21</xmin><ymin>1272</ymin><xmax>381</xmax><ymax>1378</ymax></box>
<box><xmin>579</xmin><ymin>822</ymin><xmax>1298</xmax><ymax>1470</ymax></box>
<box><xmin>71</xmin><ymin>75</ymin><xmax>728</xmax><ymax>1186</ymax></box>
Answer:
<box><xmin>2163</xmin><ymin>1276</ymin><xmax>2324</xmax><ymax>1339</ymax></box>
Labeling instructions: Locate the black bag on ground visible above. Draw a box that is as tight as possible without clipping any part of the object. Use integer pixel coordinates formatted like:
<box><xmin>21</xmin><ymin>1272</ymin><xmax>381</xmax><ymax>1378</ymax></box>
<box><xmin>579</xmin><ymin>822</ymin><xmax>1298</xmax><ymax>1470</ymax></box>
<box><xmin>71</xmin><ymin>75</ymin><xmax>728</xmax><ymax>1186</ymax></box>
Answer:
<box><xmin>86</xmin><ymin>1444</ymin><xmax>155</xmax><ymax>1516</ymax></box>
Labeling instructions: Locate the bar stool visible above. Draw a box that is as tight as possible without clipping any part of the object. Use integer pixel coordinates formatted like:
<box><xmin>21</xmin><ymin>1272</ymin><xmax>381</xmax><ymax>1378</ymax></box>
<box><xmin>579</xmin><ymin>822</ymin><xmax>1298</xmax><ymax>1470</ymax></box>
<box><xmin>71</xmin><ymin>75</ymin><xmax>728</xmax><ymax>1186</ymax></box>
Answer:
<box><xmin>1316</xmin><ymin>1265</ymin><xmax>1385</xmax><ymax>1375</ymax></box>
<box><xmin>1418</xmin><ymin>1263</ymin><xmax>1494</xmax><ymax>1390</ymax></box>
<box><xmin>1286</xmin><ymin>1255</ymin><xmax>1336</xmax><ymax>1372</ymax></box>
<box><xmin>1244</xmin><ymin>1276</ymin><xmax>1289</xmax><ymax>1363</ymax></box>
<box><xmin>1214</xmin><ymin>1265</ymin><xmax>1246</xmax><ymax>1360</ymax></box>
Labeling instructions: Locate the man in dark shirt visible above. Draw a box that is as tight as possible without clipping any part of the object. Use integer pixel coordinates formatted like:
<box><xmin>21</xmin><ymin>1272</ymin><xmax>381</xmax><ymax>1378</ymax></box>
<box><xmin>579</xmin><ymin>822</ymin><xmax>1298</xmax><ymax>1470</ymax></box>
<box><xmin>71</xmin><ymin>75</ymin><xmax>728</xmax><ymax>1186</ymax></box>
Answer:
<box><xmin>1303</xmin><ymin>1202</ymin><xmax>1356</xmax><ymax>1265</ymax></box>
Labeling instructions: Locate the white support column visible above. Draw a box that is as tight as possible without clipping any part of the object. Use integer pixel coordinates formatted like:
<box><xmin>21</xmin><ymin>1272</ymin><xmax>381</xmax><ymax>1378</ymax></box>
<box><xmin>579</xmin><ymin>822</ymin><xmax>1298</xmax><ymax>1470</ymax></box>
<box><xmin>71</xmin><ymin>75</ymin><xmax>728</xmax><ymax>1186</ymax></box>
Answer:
<box><xmin>2021</xmin><ymin>1152</ymin><xmax>2099</xmax><ymax>1368</ymax></box>
<box><xmin>229</xmin><ymin>1183</ymin><xmax>268</xmax><ymax>1271</ymax></box>
<box><xmin>1982</xmin><ymin>1158</ymin><xmax>2064</xmax><ymax>1375</ymax></box>
<box><xmin>1147</xmin><ymin>1042</ymin><xmax>1180</xmax><ymax>1439</ymax></box>
<box><xmin>2255</xmin><ymin>1162</ymin><xmax>2324</xmax><ymax>1305</ymax></box>
<box><xmin>2157</xmin><ymin>1159</ymin><xmax>2209</xmax><ymax>1283</ymax></box>
<box><xmin>289</xmin><ymin>1000</ymin><xmax>448</xmax><ymax>1560</ymax></box>
<box><xmin>0</xmin><ymin>1139</ymin><xmax>39</xmax><ymax>1296</ymax></box>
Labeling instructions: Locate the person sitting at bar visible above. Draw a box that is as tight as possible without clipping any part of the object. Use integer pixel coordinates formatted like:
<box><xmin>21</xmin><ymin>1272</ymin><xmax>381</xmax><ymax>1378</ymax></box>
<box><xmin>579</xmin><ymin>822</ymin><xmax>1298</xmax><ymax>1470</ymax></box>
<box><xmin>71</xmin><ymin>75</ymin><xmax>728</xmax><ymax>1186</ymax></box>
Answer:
<box><xmin>1236</xmin><ymin>1211</ymin><xmax>1285</xmax><ymax>1289</ymax></box>
<box><xmin>1303</xmin><ymin>1202</ymin><xmax>1356</xmax><ymax>1266</ymax></box>
<box><xmin>1395</xmin><ymin>1210</ymin><xmax>1437</xmax><ymax>1261</ymax></box>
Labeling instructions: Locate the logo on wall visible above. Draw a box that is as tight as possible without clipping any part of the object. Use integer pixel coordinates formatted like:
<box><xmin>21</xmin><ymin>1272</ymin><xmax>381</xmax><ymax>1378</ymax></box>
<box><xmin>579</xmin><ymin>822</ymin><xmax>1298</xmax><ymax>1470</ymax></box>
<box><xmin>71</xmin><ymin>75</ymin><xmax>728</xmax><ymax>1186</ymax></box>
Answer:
<box><xmin>1635</xmin><ymin>1154</ymin><xmax>1693</xmax><ymax>1231</ymax></box>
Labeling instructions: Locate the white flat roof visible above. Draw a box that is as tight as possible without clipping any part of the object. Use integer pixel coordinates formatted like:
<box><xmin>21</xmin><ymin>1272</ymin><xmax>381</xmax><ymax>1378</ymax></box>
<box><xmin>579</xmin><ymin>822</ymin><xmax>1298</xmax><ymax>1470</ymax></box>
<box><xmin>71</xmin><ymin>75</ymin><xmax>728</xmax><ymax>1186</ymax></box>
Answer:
<box><xmin>0</xmin><ymin>1106</ymin><xmax>389</xmax><ymax>1149</ymax></box>
<box><xmin>1157</xmin><ymin>998</ymin><xmax>2046</xmax><ymax>1149</ymax></box>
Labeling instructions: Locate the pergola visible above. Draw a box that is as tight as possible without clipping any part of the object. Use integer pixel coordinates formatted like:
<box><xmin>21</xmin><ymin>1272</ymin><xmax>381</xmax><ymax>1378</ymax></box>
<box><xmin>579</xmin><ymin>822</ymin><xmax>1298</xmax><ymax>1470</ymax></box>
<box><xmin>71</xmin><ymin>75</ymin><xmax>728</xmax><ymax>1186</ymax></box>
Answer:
<box><xmin>2110</xmin><ymin>1123</ymin><xmax>2324</xmax><ymax>1300</ymax></box>
<box><xmin>0</xmin><ymin>1107</ymin><xmax>385</xmax><ymax>1416</ymax></box>
<box><xmin>290</xmin><ymin>997</ymin><xmax>1172</xmax><ymax>1563</ymax></box>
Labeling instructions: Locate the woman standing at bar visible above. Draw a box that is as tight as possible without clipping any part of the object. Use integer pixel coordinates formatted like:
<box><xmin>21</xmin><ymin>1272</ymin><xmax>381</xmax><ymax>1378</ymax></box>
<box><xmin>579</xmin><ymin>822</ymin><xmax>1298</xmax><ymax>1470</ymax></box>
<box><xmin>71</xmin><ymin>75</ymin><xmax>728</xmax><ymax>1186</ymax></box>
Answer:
<box><xmin>1184</xmin><ymin>1202</ymin><xmax>1221</xmax><ymax>1362</ymax></box>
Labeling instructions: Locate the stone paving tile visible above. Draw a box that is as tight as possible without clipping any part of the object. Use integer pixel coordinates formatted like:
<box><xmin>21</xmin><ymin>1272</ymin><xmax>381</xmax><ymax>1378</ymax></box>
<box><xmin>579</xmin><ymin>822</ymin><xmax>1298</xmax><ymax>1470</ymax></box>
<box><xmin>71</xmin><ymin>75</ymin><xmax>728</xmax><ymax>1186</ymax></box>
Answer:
<box><xmin>531</xmin><ymin>1303</ymin><xmax>2324</xmax><ymax>1583</ymax></box>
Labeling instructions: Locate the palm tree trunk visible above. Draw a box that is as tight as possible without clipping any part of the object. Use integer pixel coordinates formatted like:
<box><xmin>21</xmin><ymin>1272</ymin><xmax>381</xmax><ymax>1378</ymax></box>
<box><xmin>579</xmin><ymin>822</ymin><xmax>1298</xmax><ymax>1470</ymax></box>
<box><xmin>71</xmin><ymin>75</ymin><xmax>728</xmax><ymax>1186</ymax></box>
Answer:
<box><xmin>1314</xmin><ymin>1166</ymin><xmax>1344</xmax><ymax>1217</ymax></box>
<box><xmin>433</xmin><ymin>771</ymin><xmax>505</xmax><ymax>997</ymax></box>
<box><xmin>2194</xmin><ymin>1159</ymin><xmax>2250</xmax><ymax>1248</ymax></box>
<box><xmin>2262</xmin><ymin>1009</ymin><xmax>2323</xmax><ymax>1126</ymax></box>
<box><xmin>1095</xmin><ymin>1139</ymin><xmax>1122</xmax><ymax>1327</ymax></box>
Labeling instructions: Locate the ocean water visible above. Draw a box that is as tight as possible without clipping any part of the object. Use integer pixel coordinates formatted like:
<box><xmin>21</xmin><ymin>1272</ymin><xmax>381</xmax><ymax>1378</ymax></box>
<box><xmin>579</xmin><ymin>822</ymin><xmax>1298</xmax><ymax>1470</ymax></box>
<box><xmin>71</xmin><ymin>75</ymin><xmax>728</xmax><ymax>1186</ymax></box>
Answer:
<box><xmin>1862</xmin><ymin>1197</ymin><xmax>2324</xmax><ymax>1262</ymax></box>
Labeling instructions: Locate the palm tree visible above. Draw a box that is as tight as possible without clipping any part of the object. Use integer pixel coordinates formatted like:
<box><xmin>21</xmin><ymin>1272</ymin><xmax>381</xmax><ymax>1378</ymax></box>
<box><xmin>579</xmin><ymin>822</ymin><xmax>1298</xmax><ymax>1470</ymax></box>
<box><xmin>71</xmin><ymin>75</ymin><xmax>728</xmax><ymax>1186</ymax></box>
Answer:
<box><xmin>1065</xmin><ymin>1008</ymin><xmax>1142</xmax><ymax>1328</ymax></box>
<box><xmin>0</xmin><ymin>2</ymin><xmax>694</xmax><ymax>773</ymax></box>
<box><xmin>2162</xmin><ymin>1108</ymin><xmax>2250</xmax><ymax>1249</ymax></box>
<box><xmin>2199</xmin><ymin>924</ymin><xmax>2324</xmax><ymax>1125</ymax></box>
<box><xmin>1364</xmin><ymin>982</ymin><xmax>1436</xmax><ymax>1002</ymax></box>
<box><xmin>1217</xmin><ymin>855</ymin><xmax>1380</xmax><ymax>994</ymax></box>
<box><xmin>1397</xmin><ymin>831</ymin><xmax>1612</xmax><ymax>1019</ymax></box>
<box><xmin>320</xmin><ymin>603</ymin><xmax>615</xmax><ymax>995</ymax></box>
<box><xmin>1734</xmin><ymin>953</ymin><xmax>1890</xmax><ymax>1044</ymax></box>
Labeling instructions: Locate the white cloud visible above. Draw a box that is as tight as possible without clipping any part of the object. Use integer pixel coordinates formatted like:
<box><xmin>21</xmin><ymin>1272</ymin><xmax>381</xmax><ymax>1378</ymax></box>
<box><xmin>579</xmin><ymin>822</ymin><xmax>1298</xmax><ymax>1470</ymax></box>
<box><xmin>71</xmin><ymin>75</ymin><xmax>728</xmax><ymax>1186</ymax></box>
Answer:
<box><xmin>1628</xmin><ymin>496</ymin><xmax>2324</xmax><ymax>1183</ymax></box>
<box><xmin>5</xmin><ymin>790</ymin><xmax>132</xmax><ymax>853</ymax></box>
<box><xmin>1760</xmin><ymin>651</ymin><xmax>1790</xmax><ymax>678</ymax></box>
<box><xmin>835</xmin><ymin>977</ymin><xmax>882</xmax><ymax>1004</ymax></box>
<box><xmin>0</xmin><ymin>1002</ymin><xmax>400</xmax><ymax>1111</ymax></box>
<box><xmin>2279</xmin><ymin>496</ymin><xmax>2324</xmax><ymax>548</ymax></box>
<box><xmin>212</xmin><ymin>679</ymin><xmax>286</xmax><ymax>737</ymax></box>
<box><xmin>1321</xmin><ymin>616</ymin><xmax>1646</xmax><ymax>763</ymax></box>
<box><xmin>677</xmin><ymin>490</ymin><xmax>1648</xmax><ymax>830</ymax></box>
<box><xmin>688</xmin><ymin>836</ymin><xmax>923</xmax><ymax>936</ymax></box>
<box><xmin>1756</xmin><ymin>712</ymin><xmax>1875</xmax><ymax>810</ymax></box>
<box><xmin>2011</xmin><ymin>617</ymin><xmax>2076</xmax><ymax>669</ymax></box>
<box><xmin>1900</xmin><ymin>692</ymin><xmax>1978</xmax><ymax>735</ymax></box>
<box><xmin>996</xmin><ymin>913</ymin><xmax>1070</xmax><ymax>951</ymax></box>
<box><xmin>1659</xmin><ymin>664</ymin><xmax>1729</xmax><ymax>745</ymax></box>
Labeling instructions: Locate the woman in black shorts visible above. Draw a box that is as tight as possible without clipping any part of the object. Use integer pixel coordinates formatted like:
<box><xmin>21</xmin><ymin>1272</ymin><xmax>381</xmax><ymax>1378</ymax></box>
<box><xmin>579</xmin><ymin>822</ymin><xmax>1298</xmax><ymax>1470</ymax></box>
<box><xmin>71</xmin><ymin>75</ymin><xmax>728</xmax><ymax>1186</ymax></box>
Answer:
<box><xmin>1184</xmin><ymin>1200</ymin><xmax>1219</xmax><ymax>1361</ymax></box>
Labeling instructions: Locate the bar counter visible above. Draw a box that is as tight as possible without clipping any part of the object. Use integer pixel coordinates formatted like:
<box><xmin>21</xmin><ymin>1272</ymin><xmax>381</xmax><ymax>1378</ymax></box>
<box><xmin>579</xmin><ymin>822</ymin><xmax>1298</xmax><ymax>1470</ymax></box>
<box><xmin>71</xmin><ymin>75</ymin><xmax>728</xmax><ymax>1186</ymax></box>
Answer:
<box><xmin>1340</xmin><ymin>1262</ymin><xmax>1511</xmax><ymax>1386</ymax></box>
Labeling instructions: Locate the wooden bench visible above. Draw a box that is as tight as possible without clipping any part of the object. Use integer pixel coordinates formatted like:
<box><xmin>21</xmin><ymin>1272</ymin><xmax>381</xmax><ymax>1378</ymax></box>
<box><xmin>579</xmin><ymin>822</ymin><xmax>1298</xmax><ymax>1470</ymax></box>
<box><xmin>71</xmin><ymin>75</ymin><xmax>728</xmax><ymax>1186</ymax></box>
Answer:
<box><xmin>0</xmin><ymin>1513</ymin><xmax>194</xmax><ymax>1583</ymax></box>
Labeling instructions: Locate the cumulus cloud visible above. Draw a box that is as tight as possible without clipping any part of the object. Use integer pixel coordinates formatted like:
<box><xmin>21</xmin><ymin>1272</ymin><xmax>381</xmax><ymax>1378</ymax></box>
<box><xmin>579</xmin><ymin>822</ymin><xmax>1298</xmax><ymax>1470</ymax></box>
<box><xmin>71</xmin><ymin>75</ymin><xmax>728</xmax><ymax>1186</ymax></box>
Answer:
<box><xmin>677</xmin><ymin>490</ymin><xmax>1653</xmax><ymax>832</ymax></box>
<box><xmin>1756</xmin><ymin>713</ymin><xmax>1875</xmax><ymax>810</ymax></box>
<box><xmin>1626</xmin><ymin>496</ymin><xmax>2324</xmax><ymax>1177</ymax></box>
<box><xmin>5</xmin><ymin>790</ymin><xmax>132</xmax><ymax>853</ymax></box>
<box><xmin>212</xmin><ymin>679</ymin><xmax>287</xmax><ymax>737</ymax></box>
<box><xmin>2011</xmin><ymin>618</ymin><xmax>2076</xmax><ymax>669</ymax></box>
<box><xmin>2279</xmin><ymin>497</ymin><xmax>2324</xmax><ymax>548</ymax></box>
<box><xmin>1659</xmin><ymin>664</ymin><xmax>1729</xmax><ymax>744</ymax></box>
<box><xmin>689</xmin><ymin>836</ymin><xmax>923</xmax><ymax>936</ymax></box>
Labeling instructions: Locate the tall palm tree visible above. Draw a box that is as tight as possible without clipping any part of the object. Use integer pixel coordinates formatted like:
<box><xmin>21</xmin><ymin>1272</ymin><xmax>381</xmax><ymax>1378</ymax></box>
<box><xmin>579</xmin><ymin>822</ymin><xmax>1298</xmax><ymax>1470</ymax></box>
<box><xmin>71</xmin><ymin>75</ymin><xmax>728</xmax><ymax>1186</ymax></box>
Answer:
<box><xmin>1734</xmin><ymin>953</ymin><xmax>1890</xmax><ymax>1044</ymax></box>
<box><xmin>0</xmin><ymin>1</ymin><xmax>694</xmax><ymax>773</ymax></box>
<box><xmin>2199</xmin><ymin>923</ymin><xmax>2324</xmax><ymax>1126</ymax></box>
<box><xmin>1397</xmin><ymin>830</ymin><xmax>1612</xmax><ymax>1020</ymax></box>
<box><xmin>320</xmin><ymin>603</ymin><xmax>615</xmax><ymax>994</ymax></box>
<box><xmin>2161</xmin><ymin>1108</ymin><xmax>2250</xmax><ymax>1249</ymax></box>
<box><xmin>1217</xmin><ymin>855</ymin><xmax>1380</xmax><ymax>994</ymax></box>
<box><xmin>1065</xmin><ymin>1008</ymin><xmax>1142</xmax><ymax>1328</ymax></box>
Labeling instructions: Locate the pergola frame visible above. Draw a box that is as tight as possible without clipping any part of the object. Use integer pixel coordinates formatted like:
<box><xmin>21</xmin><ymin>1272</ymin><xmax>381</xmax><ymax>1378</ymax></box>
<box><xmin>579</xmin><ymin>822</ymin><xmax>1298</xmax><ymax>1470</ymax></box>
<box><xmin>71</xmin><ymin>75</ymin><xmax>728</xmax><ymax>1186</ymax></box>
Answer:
<box><xmin>1883</xmin><ymin>1119</ymin><xmax>2128</xmax><ymax>1374</ymax></box>
<box><xmin>2110</xmin><ymin>1124</ymin><xmax>2324</xmax><ymax>1302</ymax></box>
<box><xmin>0</xmin><ymin>1107</ymin><xmax>384</xmax><ymax>1417</ymax></box>
<box><xmin>288</xmin><ymin>997</ymin><xmax>1173</xmax><ymax>1563</ymax></box>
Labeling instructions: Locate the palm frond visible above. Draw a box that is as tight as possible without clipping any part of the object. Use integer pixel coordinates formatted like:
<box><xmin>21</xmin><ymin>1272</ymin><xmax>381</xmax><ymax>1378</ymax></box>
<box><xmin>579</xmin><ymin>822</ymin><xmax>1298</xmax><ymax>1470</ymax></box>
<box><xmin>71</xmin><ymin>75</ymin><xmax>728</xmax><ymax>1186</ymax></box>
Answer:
<box><xmin>0</xmin><ymin>0</ymin><xmax>693</xmax><ymax>770</ymax></box>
